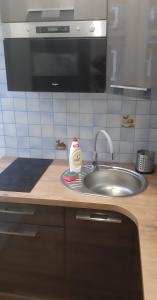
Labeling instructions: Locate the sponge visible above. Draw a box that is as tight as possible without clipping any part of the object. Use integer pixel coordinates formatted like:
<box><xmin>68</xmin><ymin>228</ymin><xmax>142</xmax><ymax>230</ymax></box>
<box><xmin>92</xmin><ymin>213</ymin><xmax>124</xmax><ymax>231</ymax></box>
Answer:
<box><xmin>63</xmin><ymin>171</ymin><xmax>79</xmax><ymax>182</ymax></box>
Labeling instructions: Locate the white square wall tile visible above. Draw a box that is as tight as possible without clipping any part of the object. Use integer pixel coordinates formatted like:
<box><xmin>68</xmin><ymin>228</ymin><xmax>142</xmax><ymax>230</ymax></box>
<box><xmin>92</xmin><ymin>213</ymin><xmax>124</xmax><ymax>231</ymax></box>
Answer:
<box><xmin>107</xmin><ymin>100</ymin><xmax>122</xmax><ymax>114</ymax></box>
<box><xmin>29</xmin><ymin>137</ymin><xmax>42</xmax><ymax>149</ymax></box>
<box><xmin>54</xmin><ymin>113</ymin><xmax>66</xmax><ymax>125</ymax></box>
<box><xmin>4</xmin><ymin>124</ymin><xmax>16</xmax><ymax>136</ymax></box>
<box><xmin>120</xmin><ymin>153</ymin><xmax>134</xmax><ymax>163</ymax></box>
<box><xmin>135</xmin><ymin>129</ymin><xmax>149</xmax><ymax>141</ymax></box>
<box><xmin>11</xmin><ymin>91</ymin><xmax>26</xmax><ymax>98</ymax></box>
<box><xmin>0</xmin><ymin>148</ymin><xmax>6</xmax><ymax>157</ymax></box>
<box><xmin>53</xmin><ymin>99</ymin><xmax>67</xmax><ymax>113</ymax></box>
<box><xmin>26</xmin><ymin>92</ymin><xmax>39</xmax><ymax>99</ymax></box>
<box><xmin>3</xmin><ymin>111</ymin><xmax>15</xmax><ymax>123</ymax></box>
<box><xmin>149</xmin><ymin>129</ymin><xmax>157</xmax><ymax>142</ymax></box>
<box><xmin>107</xmin><ymin>128</ymin><xmax>121</xmax><ymax>141</ymax></box>
<box><xmin>5</xmin><ymin>136</ymin><xmax>17</xmax><ymax>148</ymax></box>
<box><xmin>39</xmin><ymin>99</ymin><xmax>53</xmax><ymax>112</ymax></box>
<box><xmin>6</xmin><ymin>148</ymin><xmax>18</xmax><ymax>156</ymax></box>
<box><xmin>15</xmin><ymin>112</ymin><xmax>28</xmax><ymax>124</ymax></box>
<box><xmin>39</xmin><ymin>92</ymin><xmax>52</xmax><ymax>99</ymax></box>
<box><xmin>135</xmin><ymin>115</ymin><xmax>150</xmax><ymax>129</ymax></box>
<box><xmin>0</xmin><ymin>136</ymin><xmax>5</xmax><ymax>147</ymax></box>
<box><xmin>67</xmin><ymin>99</ymin><xmax>79</xmax><ymax>113</ymax></box>
<box><xmin>28</xmin><ymin>112</ymin><xmax>40</xmax><ymax>125</ymax></box>
<box><xmin>120</xmin><ymin>128</ymin><xmax>135</xmax><ymax>142</ymax></box>
<box><xmin>42</xmin><ymin>125</ymin><xmax>54</xmax><ymax>137</ymax></box>
<box><xmin>0</xmin><ymin>124</ymin><xmax>4</xmax><ymax>135</ymax></box>
<box><xmin>93</xmin><ymin>114</ymin><xmax>107</xmax><ymax>127</ymax></box>
<box><xmin>80</xmin><ymin>100</ymin><xmax>93</xmax><ymax>113</ymax></box>
<box><xmin>55</xmin><ymin>150</ymin><xmax>68</xmax><ymax>160</ymax></box>
<box><xmin>106</xmin><ymin>115</ymin><xmax>121</xmax><ymax>128</ymax></box>
<box><xmin>42</xmin><ymin>149</ymin><xmax>55</xmax><ymax>159</ymax></box>
<box><xmin>26</xmin><ymin>99</ymin><xmax>40</xmax><ymax>112</ymax></box>
<box><xmin>14</xmin><ymin>98</ymin><xmax>26</xmax><ymax>111</ymax></box>
<box><xmin>133</xmin><ymin>142</ymin><xmax>148</xmax><ymax>153</ymax></box>
<box><xmin>29</xmin><ymin>125</ymin><xmax>42</xmax><ymax>137</ymax></box>
<box><xmin>122</xmin><ymin>100</ymin><xmax>136</xmax><ymax>115</ymax></box>
<box><xmin>1</xmin><ymin>98</ymin><xmax>14</xmax><ymax>110</ymax></box>
<box><xmin>80</xmin><ymin>139</ymin><xmax>93</xmax><ymax>152</ymax></box>
<box><xmin>136</xmin><ymin>100</ymin><xmax>150</xmax><ymax>114</ymax></box>
<box><xmin>120</xmin><ymin>142</ymin><xmax>134</xmax><ymax>154</ymax></box>
<box><xmin>67</xmin><ymin>113</ymin><xmax>79</xmax><ymax>126</ymax></box>
<box><xmin>53</xmin><ymin>92</ymin><xmax>67</xmax><ymax>100</ymax></box>
<box><xmin>16</xmin><ymin>124</ymin><xmax>29</xmax><ymax>137</ymax></box>
<box><xmin>17</xmin><ymin>137</ymin><xmax>29</xmax><ymax>149</ymax></box>
<box><xmin>54</xmin><ymin>126</ymin><xmax>67</xmax><ymax>138</ymax></box>
<box><xmin>67</xmin><ymin>126</ymin><xmax>80</xmax><ymax>138</ymax></box>
<box><xmin>40</xmin><ymin>112</ymin><xmax>53</xmax><ymax>125</ymax></box>
<box><xmin>18</xmin><ymin>149</ymin><xmax>30</xmax><ymax>158</ymax></box>
<box><xmin>82</xmin><ymin>151</ymin><xmax>93</xmax><ymax>161</ymax></box>
<box><xmin>93</xmin><ymin>100</ymin><xmax>107</xmax><ymax>113</ymax></box>
<box><xmin>80</xmin><ymin>114</ymin><xmax>93</xmax><ymax>126</ymax></box>
<box><xmin>30</xmin><ymin>149</ymin><xmax>42</xmax><ymax>158</ymax></box>
<box><xmin>150</xmin><ymin>116</ymin><xmax>157</xmax><ymax>129</ymax></box>
<box><xmin>42</xmin><ymin>138</ymin><xmax>55</xmax><ymax>149</ymax></box>
<box><xmin>80</xmin><ymin>127</ymin><xmax>93</xmax><ymax>139</ymax></box>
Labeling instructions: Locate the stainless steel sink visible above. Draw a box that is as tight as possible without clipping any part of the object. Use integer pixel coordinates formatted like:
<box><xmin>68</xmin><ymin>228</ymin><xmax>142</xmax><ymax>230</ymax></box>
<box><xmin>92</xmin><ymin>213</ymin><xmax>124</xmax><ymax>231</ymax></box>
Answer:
<box><xmin>61</xmin><ymin>165</ymin><xmax>148</xmax><ymax>197</ymax></box>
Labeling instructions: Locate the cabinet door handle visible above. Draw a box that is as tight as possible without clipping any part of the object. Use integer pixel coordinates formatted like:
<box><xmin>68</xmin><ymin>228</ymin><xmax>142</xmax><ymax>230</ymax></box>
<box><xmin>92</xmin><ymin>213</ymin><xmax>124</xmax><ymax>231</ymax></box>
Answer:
<box><xmin>0</xmin><ymin>208</ymin><xmax>35</xmax><ymax>216</ymax></box>
<box><xmin>27</xmin><ymin>7</ymin><xmax>74</xmax><ymax>13</ymax></box>
<box><xmin>76</xmin><ymin>213</ymin><xmax>122</xmax><ymax>224</ymax></box>
<box><xmin>110</xmin><ymin>84</ymin><xmax>148</xmax><ymax>91</ymax></box>
<box><xmin>0</xmin><ymin>228</ymin><xmax>37</xmax><ymax>238</ymax></box>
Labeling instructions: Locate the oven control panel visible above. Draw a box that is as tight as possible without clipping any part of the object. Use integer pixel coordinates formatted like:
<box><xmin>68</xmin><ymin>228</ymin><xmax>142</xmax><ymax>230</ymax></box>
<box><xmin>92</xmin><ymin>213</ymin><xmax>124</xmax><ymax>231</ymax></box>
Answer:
<box><xmin>36</xmin><ymin>26</ymin><xmax>70</xmax><ymax>34</ymax></box>
<box><xmin>3</xmin><ymin>20</ymin><xmax>107</xmax><ymax>38</ymax></box>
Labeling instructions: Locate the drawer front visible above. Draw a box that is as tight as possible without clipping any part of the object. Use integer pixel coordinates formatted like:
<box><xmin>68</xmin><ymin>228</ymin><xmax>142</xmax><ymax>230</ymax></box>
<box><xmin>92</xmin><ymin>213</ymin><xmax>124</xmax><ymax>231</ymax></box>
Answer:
<box><xmin>65</xmin><ymin>208</ymin><xmax>137</xmax><ymax>247</ymax></box>
<box><xmin>0</xmin><ymin>203</ymin><xmax>64</xmax><ymax>226</ymax></box>
<box><xmin>65</xmin><ymin>208</ymin><xmax>139</xmax><ymax>298</ymax></box>
<box><xmin>0</xmin><ymin>222</ymin><xmax>65</xmax><ymax>298</ymax></box>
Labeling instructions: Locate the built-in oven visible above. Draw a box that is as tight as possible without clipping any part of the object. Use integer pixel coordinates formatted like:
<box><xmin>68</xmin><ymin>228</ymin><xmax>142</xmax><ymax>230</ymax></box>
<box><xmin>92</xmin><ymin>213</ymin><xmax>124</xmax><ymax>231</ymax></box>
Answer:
<box><xmin>3</xmin><ymin>20</ymin><xmax>107</xmax><ymax>93</ymax></box>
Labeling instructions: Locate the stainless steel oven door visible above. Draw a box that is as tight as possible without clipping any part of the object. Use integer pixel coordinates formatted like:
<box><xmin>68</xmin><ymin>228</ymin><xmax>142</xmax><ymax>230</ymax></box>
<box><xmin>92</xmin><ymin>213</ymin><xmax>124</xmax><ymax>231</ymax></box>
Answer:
<box><xmin>3</xmin><ymin>20</ymin><xmax>107</xmax><ymax>93</ymax></box>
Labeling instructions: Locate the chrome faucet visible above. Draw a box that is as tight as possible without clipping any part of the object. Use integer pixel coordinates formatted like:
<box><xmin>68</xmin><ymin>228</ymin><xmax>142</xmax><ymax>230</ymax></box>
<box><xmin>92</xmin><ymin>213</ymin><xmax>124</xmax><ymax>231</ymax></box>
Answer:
<box><xmin>93</xmin><ymin>130</ymin><xmax>114</xmax><ymax>166</ymax></box>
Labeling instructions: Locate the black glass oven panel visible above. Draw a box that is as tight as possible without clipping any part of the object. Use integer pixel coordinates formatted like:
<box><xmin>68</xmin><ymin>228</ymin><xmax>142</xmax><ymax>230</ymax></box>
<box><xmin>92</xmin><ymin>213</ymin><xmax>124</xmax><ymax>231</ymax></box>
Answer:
<box><xmin>4</xmin><ymin>38</ymin><xmax>106</xmax><ymax>92</ymax></box>
<box><xmin>0</xmin><ymin>158</ymin><xmax>53</xmax><ymax>193</ymax></box>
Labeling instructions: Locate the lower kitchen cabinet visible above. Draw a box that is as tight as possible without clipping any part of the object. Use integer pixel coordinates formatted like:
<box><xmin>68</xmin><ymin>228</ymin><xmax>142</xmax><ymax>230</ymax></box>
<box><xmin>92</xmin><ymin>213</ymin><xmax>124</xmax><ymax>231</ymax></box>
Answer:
<box><xmin>0</xmin><ymin>222</ymin><xmax>65</xmax><ymax>299</ymax></box>
<box><xmin>0</xmin><ymin>204</ymin><xmax>143</xmax><ymax>300</ymax></box>
<box><xmin>65</xmin><ymin>208</ymin><xmax>144</xmax><ymax>300</ymax></box>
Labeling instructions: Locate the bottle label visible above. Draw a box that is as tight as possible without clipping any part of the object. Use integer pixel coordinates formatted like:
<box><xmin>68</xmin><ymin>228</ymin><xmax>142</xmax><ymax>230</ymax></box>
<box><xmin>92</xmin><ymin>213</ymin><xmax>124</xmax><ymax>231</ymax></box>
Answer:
<box><xmin>72</xmin><ymin>149</ymin><xmax>81</xmax><ymax>168</ymax></box>
<box><xmin>73</xmin><ymin>144</ymin><xmax>79</xmax><ymax>149</ymax></box>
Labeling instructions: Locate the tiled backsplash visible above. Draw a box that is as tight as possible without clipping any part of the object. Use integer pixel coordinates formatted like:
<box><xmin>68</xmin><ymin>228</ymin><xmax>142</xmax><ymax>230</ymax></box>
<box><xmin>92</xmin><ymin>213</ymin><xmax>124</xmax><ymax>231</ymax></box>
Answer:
<box><xmin>0</xmin><ymin>23</ymin><xmax>157</xmax><ymax>162</ymax></box>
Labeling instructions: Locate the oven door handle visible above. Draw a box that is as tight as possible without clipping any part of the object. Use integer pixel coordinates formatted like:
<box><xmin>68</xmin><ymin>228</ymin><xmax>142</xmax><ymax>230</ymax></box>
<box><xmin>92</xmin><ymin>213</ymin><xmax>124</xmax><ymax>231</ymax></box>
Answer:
<box><xmin>27</xmin><ymin>7</ymin><xmax>74</xmax><ymax>13</ymax></box>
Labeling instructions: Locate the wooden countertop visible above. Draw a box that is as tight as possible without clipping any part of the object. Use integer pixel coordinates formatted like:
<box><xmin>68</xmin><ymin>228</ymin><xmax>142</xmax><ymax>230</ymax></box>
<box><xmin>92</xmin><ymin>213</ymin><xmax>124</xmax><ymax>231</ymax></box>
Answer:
<box><xmin>0</xmin><ymin>157</ymin><xmax>156</xmax><ymax>300</ymax></box>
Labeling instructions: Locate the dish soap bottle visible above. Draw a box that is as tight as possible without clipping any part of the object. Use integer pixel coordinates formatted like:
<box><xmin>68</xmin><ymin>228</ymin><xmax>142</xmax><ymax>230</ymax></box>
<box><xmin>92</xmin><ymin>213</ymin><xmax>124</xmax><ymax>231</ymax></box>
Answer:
<box><xmin>69</xmin><ymin>137</ymin><xmax>82</xmax><ymax>173</ymax></box>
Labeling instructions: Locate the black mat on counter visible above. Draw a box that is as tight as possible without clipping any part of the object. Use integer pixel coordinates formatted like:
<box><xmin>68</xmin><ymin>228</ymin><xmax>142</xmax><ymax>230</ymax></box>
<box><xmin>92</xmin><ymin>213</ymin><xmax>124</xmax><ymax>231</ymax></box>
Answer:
<box><xmin>0</xmin><ymin>158</ymin><xmax>53</xmax><ymax>192</ymax></box>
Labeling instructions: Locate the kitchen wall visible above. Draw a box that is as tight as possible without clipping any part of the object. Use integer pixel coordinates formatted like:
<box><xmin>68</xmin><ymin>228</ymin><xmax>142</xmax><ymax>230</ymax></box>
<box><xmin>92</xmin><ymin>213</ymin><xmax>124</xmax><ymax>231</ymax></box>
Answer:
<box><xmin>0</xmin><ymin>22</ymin><xmax>157</xmax><ymax>163</ymax></box>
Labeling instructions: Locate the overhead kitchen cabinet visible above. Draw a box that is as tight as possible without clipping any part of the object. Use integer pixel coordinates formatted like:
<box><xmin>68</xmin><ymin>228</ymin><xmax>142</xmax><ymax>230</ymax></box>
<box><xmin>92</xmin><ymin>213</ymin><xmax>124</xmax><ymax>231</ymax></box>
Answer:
<box><xmin>107</xmin><ymin>0</ymin><xmax>154</xmax><ymax>93</ymax></box>
<box><xmin>0</xmin><ymin>0</ymin><xmax>74</xmax><ymax>22</ymax></box>
<box><xmin>0</xmin><ymin>0</ymin><xmax>107</xmax><ymax>22</ymax></box>
<box><xmin>149</xmin><ymin>0</ymin><xmax>157</xmax><ymax>98</ymax></box>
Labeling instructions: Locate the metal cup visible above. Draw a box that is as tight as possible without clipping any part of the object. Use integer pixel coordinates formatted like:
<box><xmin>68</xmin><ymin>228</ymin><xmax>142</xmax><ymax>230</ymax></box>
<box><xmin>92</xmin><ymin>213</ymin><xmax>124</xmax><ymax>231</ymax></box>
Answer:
<box><xmin>135</xmin><ymin>150</ymin><xmax>155</xmax><ymax>174</ymax></box>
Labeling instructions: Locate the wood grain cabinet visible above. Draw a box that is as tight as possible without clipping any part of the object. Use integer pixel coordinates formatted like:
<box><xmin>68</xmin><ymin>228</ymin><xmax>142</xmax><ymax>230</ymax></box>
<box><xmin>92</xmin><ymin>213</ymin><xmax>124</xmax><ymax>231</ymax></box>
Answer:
<box><xmin>0</xmin><ymin>204</ymin><xmax>143</xmax><ymax>300</ymax></box>
<box><xmin>0</xmin><ymin>203</ymin><xmax>65</xmax><ymax>299</ymax></box>
<box><xmin>65</xmin><ymin>208</ymin><xmax>144</xmax><ymax>300</ymax></box>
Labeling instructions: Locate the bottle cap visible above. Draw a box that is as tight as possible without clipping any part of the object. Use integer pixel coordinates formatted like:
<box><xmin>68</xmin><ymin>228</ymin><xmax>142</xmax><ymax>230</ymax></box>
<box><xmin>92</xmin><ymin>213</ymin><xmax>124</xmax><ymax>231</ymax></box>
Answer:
<box><xmin>72</xmin><ymin>137</ymin><xmax>79</xmax><ymax>142</ymax></box>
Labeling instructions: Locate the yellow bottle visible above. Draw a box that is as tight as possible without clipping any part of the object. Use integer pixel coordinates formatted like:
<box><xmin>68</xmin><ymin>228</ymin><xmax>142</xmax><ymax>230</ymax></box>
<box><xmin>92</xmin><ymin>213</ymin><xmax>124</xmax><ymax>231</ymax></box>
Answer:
<box><xmin>69</xmin><ymin>137</ymin><xmax>82</xmax><ymax>173</ymax></box>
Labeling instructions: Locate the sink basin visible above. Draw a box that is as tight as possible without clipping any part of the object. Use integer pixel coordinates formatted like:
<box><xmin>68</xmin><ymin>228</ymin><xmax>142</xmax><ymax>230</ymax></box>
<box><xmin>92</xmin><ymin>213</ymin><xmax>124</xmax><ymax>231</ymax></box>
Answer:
<box><xmin>61</xmin><ymin>165</ymin><xmax>148</xmax><ymax>197</ymax></box>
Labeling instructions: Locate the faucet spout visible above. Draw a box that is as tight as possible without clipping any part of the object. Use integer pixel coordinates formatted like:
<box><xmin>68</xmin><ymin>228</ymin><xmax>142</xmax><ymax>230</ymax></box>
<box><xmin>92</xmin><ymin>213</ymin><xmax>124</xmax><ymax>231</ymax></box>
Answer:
<box><xmin>93</xmin><ymin>129</ymin><xmax>114</xmax><ymax>166</ymax></box>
